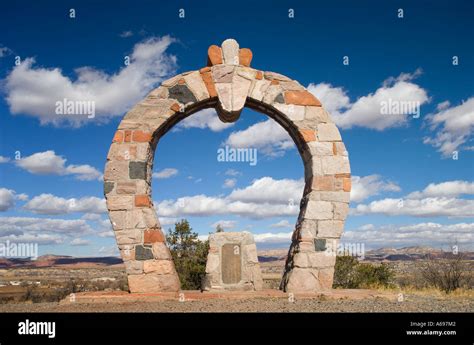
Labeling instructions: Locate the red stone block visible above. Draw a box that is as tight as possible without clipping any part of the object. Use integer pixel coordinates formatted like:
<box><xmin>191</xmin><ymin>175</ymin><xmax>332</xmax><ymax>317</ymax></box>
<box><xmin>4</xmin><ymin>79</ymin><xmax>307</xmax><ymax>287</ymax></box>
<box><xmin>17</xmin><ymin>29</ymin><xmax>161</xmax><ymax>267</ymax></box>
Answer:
<box><xmin>135</xmin><ymin>195</ymin><xmax>151</xmax><ymax>207</ymax></box>
<box><xmin>144</xmin><ymin>229</ymin><xmax>165</xmax><ymax>243</ymax></box>
<box><xmin>132</xmin><ymin>130</ymin><xmax>152</xmax><ymax>143</ymax></box>
<box><xmin>239</xmin><ymin>48</ymin><xmax>253</xmax><ymax>66</ymax></box>
<box><xmin>207</xmin><ymin>45</ymin><xmax>223</xmax><ymax>66</ymax></box>
<box><xmin>284</xmin><ymin>91</ymin><xmax>321</xmax><ymax>106</ymax></box>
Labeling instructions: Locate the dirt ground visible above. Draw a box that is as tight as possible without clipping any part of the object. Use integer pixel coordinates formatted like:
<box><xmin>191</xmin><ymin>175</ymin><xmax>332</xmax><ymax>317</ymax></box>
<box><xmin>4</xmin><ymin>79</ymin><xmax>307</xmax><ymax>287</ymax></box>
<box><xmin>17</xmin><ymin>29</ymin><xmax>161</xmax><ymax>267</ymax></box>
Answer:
<box><xmin>1</xmin><ymin>293</ymin><xmax>472</xmax><ymax>313</ymax></box>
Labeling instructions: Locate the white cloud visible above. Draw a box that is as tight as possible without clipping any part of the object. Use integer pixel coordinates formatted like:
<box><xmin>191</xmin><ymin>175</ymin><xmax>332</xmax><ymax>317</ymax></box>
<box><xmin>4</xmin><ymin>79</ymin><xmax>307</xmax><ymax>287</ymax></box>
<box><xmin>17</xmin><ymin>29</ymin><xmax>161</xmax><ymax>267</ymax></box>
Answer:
<box><xmin>228</xmin><ymin>177</ymin><xmax>304</xmax><ymax>205</ymax></box>
<box><xmin>0</xmin><ymin>188</ymin><xmax>16</xmax><ymax>211</ymax></box>
<box><xmin>407</xmin><ymin>180</ymin><xmax>474</xmax><ymax>199</ymax></box>
<box><xmin>307</xmin><ymin>82</ymin><xmax>351</xmax><ymax>115</ymax></box>
<box><xmin>119</xmin><ymin>30</ymin><xmax>134</xmax><ymax>38</ymax></box>
<box><xmin>423</xmin><ymin>98</ymin><xmax>474</xmax><ymax>156</ymax></box>
<box><xmin>225</xmin><ymin>119</ymin><xmax>294</xmax><ymax>157</ymax></box>
<box><xmin>342</xmin><ymin>222</ymin><xmax>474</xmax><ymax>250</ymax></box>
<box><xmin>5</xmin><ymin>36</ymin><xmax>176</xmax><ymax>127</ymax></box>
<box><xmin>177</xmin><ymin>108</ymin><xmax>234</xmax><ymax>132</ymax></box>
<box><xmin>153</xmin><ymin>168</ymin><xmax>178</xmax><ymax>179</ymax></box>
<box><xmin>0</xmin><ymin>156</ymin><xmax>10</xmax><ymax>163</ymax></box>
<box><xmin>353</xmin><ymin>197</ymin><xmax>474</xmax><ymax>218</ymax></box>
<box><xmin>351</xmin><ymin>175</ymin><xmax>401</xmax><ymax>203</ymax></box>
<box><xmin>15</xmin><ymin>193</ymin><xmax>29</xmax><ymax>201</ymax></box>
<box><xmin>155</xmin><ymin>177</ymin><xmax>303</xmax><ymax>219</ymax></box>
<box><xmin>223</xmin><ymin>178</ymin><xmax>236</xmax><ymax>188</ymax></box>
<box><xmin>98</xmin><ymin>246</ymin><xmax>119</xmax><ymax>256</ymax></box>
<box><xmin>0</xmin><ymin>216</ymin><xmax>94</xmax><ymax>244</ymax></box>
<box><xmin>270</xmin><ymin>220</ymin><xmax>292</xmax><ymax>228</ymax></box>
<box><xmin>225</xmin><ymin>169</ymin><xmax>241</xmax><ymax>176</ymax></box>
<box><xmin>24</xmin><ymin>194</ymin><xmax>106</xmax><ymax>215</ymax></box>
<box><xmin>253</xmin><ymin>231</ymin><xmax>292</xmax><ymax>244</ymax></box>
<box><xmin>159</xmin><ymin>217</ymin><xmax>178</xmax><ymax>227</ymax></box>
<box><xmin>15</xmin><ymin>150</ymin><xmax>102</xmax><ymax>181</ymax></box>
<box><xmin>70</xmin><ymin>238</ymin><xmax>91</xmax><ymax>246</ymax></box>
<box><xmin>308</xmin><ymin>69</ymin><xmax>429</xmax><ymax>130</ymax></box>
<box><xmin>211</xmin><ymin>220</ymin><xmax>237</xmax><ymax>229</ymax></box>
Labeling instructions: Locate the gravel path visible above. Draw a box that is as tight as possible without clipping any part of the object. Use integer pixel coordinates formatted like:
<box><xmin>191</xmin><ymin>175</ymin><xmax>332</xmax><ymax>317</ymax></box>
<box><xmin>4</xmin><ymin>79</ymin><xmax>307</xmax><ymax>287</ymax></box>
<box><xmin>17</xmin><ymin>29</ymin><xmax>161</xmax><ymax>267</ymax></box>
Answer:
<box><xmin>1</xmin><ymin>294</ymin><xmax>472</xmax><ymax>312</ymax></box>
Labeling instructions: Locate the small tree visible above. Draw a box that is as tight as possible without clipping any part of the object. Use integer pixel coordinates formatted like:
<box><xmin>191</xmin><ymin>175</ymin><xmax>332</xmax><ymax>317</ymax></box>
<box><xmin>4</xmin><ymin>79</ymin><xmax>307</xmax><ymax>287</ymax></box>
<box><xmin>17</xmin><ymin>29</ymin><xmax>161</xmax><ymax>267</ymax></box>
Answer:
<box><xmin>418</xmin><ymin>252</ymin><xmax>471</xmax><ymax>293</ymax></box>
<box><xmin>166</xmin><ymin>219</ymin><xmax>209</xmax><ymax>290</ymax></box>
<box><xmin>333</xmin><ymin>255</ymin><xmax>395</xmax><ymax>289</ymax></box>
<box><xmin>333</xmin><ymin>255</ymin><xmax>359</xmax><ymax>288</ymax></box>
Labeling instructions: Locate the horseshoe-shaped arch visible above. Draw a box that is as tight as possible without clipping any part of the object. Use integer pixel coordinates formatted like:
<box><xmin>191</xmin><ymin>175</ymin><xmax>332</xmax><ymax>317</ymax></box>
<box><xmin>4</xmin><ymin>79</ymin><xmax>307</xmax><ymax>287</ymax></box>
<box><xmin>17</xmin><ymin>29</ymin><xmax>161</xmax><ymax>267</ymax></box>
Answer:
<box><xmin>104</xmin><ymin>39</ymin><xmax>351</xmax><ymax>293</ymax></box>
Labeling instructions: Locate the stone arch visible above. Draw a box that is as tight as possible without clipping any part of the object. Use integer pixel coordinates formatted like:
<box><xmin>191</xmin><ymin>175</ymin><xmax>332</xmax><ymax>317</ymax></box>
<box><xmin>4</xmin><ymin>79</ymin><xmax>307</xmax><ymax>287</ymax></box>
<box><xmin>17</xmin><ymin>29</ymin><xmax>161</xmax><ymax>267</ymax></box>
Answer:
<box><xmin>104</xmin><ymin>39</ymin><xmax>351</xmax><ymax>293</ymax></box>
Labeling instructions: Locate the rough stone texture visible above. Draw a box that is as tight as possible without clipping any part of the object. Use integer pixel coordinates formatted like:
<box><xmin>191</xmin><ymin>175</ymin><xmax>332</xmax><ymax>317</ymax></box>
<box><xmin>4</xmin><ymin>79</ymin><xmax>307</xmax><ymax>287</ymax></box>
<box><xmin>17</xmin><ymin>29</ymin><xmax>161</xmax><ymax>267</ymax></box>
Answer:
<box><xmin>207</xmin><ymin>45</ymin><xmax>223</xmax><ymax>66</ymax></box>
<box><xmin>202</xmin><ymin>232</ymin><xmax>263</xmax><ymax>291</ymax></box>
<box><xmin>221</xmin><ymin>38</ymin><xmax>239</xmax><ymax>65</ymax></box>
<box><xmin>104</xmin><ymin>38</ymin><xmax>351</xmax><ymax>294</ymax></box>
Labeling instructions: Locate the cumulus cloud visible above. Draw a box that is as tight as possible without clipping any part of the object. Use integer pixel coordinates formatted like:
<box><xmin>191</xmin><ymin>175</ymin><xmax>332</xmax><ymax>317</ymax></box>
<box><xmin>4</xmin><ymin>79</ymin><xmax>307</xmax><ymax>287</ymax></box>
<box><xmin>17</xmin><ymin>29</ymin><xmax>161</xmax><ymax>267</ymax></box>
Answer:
<box><xmin>353</xmin><ymin>197</ymin><xmax>474</xmax><ymax>218</ymax></box>
<box><xmin>253</xmin><ymin>231</ymin><xmax>292</xmax><ymax>244</ymax></box>
<box><xmin>15</xmin><ymin>150</ymin><xmax>102</xmax><ymax>181</ymax></box>
<box><xmin>0</xmin><ymin>156</ymin><xmax>10</xmax><ymax>163</ymax></box>
<box><xmin>270</xmin><ymin>220</ymin><xmax>292</xmax><ymax>228</ymax></box>
<box><xmin>24</xmin><ymin>194</ymin><xmax>106</xmax><ymax>215</ymax></box>
<box><xmin>155</xmin><ymin>177</ymin><xmax>303</xmax><ymax>219</ymax></box>
<box><xmin>211</xmin><ymin>220</ymin><xmax>237</xmax><ymax>230</ymax></box>
<box><xmin>0</xmin><ymin>188</ymin><xmax>16</xmax><ymax>211</ymax></box>
<box><xmin>177</xmin><ymin>109</ymin><xmax>234</xmax><ymax>132</ymax></box>
<box><xmin>228</xmin><ymin>177</ymin><xmax>304</xmax><ymax>205</ymax></box>
<box><xmin>308</xmin><ymin>69</ymin><xmax>429</xmax><ymax>130</ymax></box>
<box><xmin>423</xmin><ymin>98</ymin><xmax>474</xmax><ymax>156</ymax></box>
<box><xmin>350</xmin><ymin>175</ymin><xmax>401</xmax><ymax>203</ymax></box>
<box><xmin>225</xmin><ymin>119</ymin><xmax>294</xmax><ymax>157</ymax></box>
<box><xmin>5</xmin><ymin>36</ymin><xmax>176</xmax><ymax>127</ymax></box>
<box><xmin>153</xmin><ymin>168</ymin><xmax>178</xmax><ymax>179</ymax></box>
<box><xmin>225</xmin><ymin>169</ymin><xmax>241</xmax><ymax>176</ymax></box>
<box><xmin>222</xmin><ymin>178</ymin><xmax>236</xmax><ymax>188</ymax></box>
<box><xmin>0</xmin><ymin>216</ymin><xmax>94</xmax><ymax>244</ymax></box>
<box><xmin>407</xmin><ymin>180</ymin><xmax>474</xmax><ymax>199</ymax></box>
<box><xmin>70</xmin><ymin>238</ymin><xmax>91</xmax><ymax>246</ymax></box>
<box><xmin>342</xmin><ymin>222</ymin><xmax>474</xmax><ymax>249</ymax></box>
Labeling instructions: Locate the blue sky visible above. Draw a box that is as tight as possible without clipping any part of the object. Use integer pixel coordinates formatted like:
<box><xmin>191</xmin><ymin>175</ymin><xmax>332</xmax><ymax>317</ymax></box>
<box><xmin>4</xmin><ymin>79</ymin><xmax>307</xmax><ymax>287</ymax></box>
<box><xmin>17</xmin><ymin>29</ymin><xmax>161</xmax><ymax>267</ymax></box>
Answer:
<box><xmin>0</xmin><ymin>0</ymin><xmax>473</xmax><ymax>257</ymax></box>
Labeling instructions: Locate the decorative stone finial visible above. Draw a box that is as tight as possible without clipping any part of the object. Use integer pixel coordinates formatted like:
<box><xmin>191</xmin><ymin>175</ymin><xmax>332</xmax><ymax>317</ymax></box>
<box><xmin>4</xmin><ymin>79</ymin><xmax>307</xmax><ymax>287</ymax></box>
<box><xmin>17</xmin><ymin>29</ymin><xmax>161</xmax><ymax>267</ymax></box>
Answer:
<box><xmin>206</xmin><ymin>39</ymin><xmax>254</xmax><ymax>122</ymax></box>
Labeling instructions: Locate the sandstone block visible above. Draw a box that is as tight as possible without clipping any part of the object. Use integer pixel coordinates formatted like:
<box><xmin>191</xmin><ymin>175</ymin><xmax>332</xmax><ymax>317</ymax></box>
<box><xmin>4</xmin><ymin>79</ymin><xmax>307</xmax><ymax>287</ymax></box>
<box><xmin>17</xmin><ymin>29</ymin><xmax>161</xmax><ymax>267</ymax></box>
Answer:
<box><xmin>143</xmin><ymin>259</ymin><xmax>174</xmax><ymax>274</ymax></box>
<box><xmin>184</xmin><ymin>71</ymin><xmax>210</xmax><ymax>101</ymax></box>
<box><xmin>304</xmin><ymin>200</ymin><xmax>333</xmax><ymax>220</ymax></box>
<box><xmin>317</xmin><ymin>220</ymin><xmax>345</xmax><ymax>238</ymax></box>
<box><xmin>317</xmin><ymin>123</ymin><xmax>342</xmax><ymax>141</ymax></box>
<box><xmin>321</xmin><ymin>156</ymin><xmax>350</xmax><ymax>175</ymax></box>
<box><xmin>128</xmin><ymin>273</ymin><xmax>180</xmax><ymax>293</ymax></box>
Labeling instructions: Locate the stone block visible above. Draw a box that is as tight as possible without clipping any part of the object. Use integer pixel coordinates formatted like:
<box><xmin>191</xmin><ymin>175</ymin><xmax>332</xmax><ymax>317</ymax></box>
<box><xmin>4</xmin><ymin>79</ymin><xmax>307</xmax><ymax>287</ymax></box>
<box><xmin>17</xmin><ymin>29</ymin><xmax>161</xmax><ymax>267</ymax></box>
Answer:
<box><xmin>128</xmin><ymin>273</ymin><xmax>180</xmax><ymax>293</ymax></box>
<box><xmin>304</xmin><ymin>200</ymin><xmax>333</xmax><ymax>220</ymax></box>
<box><xmin>317</xmin><ymin>123</ymin><xmax>342</xmax><ymax>141</ymax></box>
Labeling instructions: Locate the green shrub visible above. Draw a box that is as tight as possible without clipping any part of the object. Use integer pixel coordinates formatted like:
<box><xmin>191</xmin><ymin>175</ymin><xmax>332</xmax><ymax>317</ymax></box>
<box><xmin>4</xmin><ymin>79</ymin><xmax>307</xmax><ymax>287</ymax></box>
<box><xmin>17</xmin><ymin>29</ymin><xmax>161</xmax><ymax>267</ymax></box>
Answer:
<box><xmin>166</xmin><ymin>219</ymin><xmax>209</xmax><ymax>290</ymax></box>
<box><xmin>333</xmin><ymin>256</ymin><xmax>394</xmax><ymax>289</ymax></box>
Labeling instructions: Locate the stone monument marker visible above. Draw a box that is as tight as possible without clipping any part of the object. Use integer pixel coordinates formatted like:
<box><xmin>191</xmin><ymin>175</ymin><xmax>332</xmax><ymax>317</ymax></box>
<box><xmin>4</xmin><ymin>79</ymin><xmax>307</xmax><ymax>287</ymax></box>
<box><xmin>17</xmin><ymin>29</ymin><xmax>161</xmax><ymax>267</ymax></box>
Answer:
<box><xmin>202</xmin><ymin>232</ymin><xmax>263</xmax><ymax>291</ymax></box>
